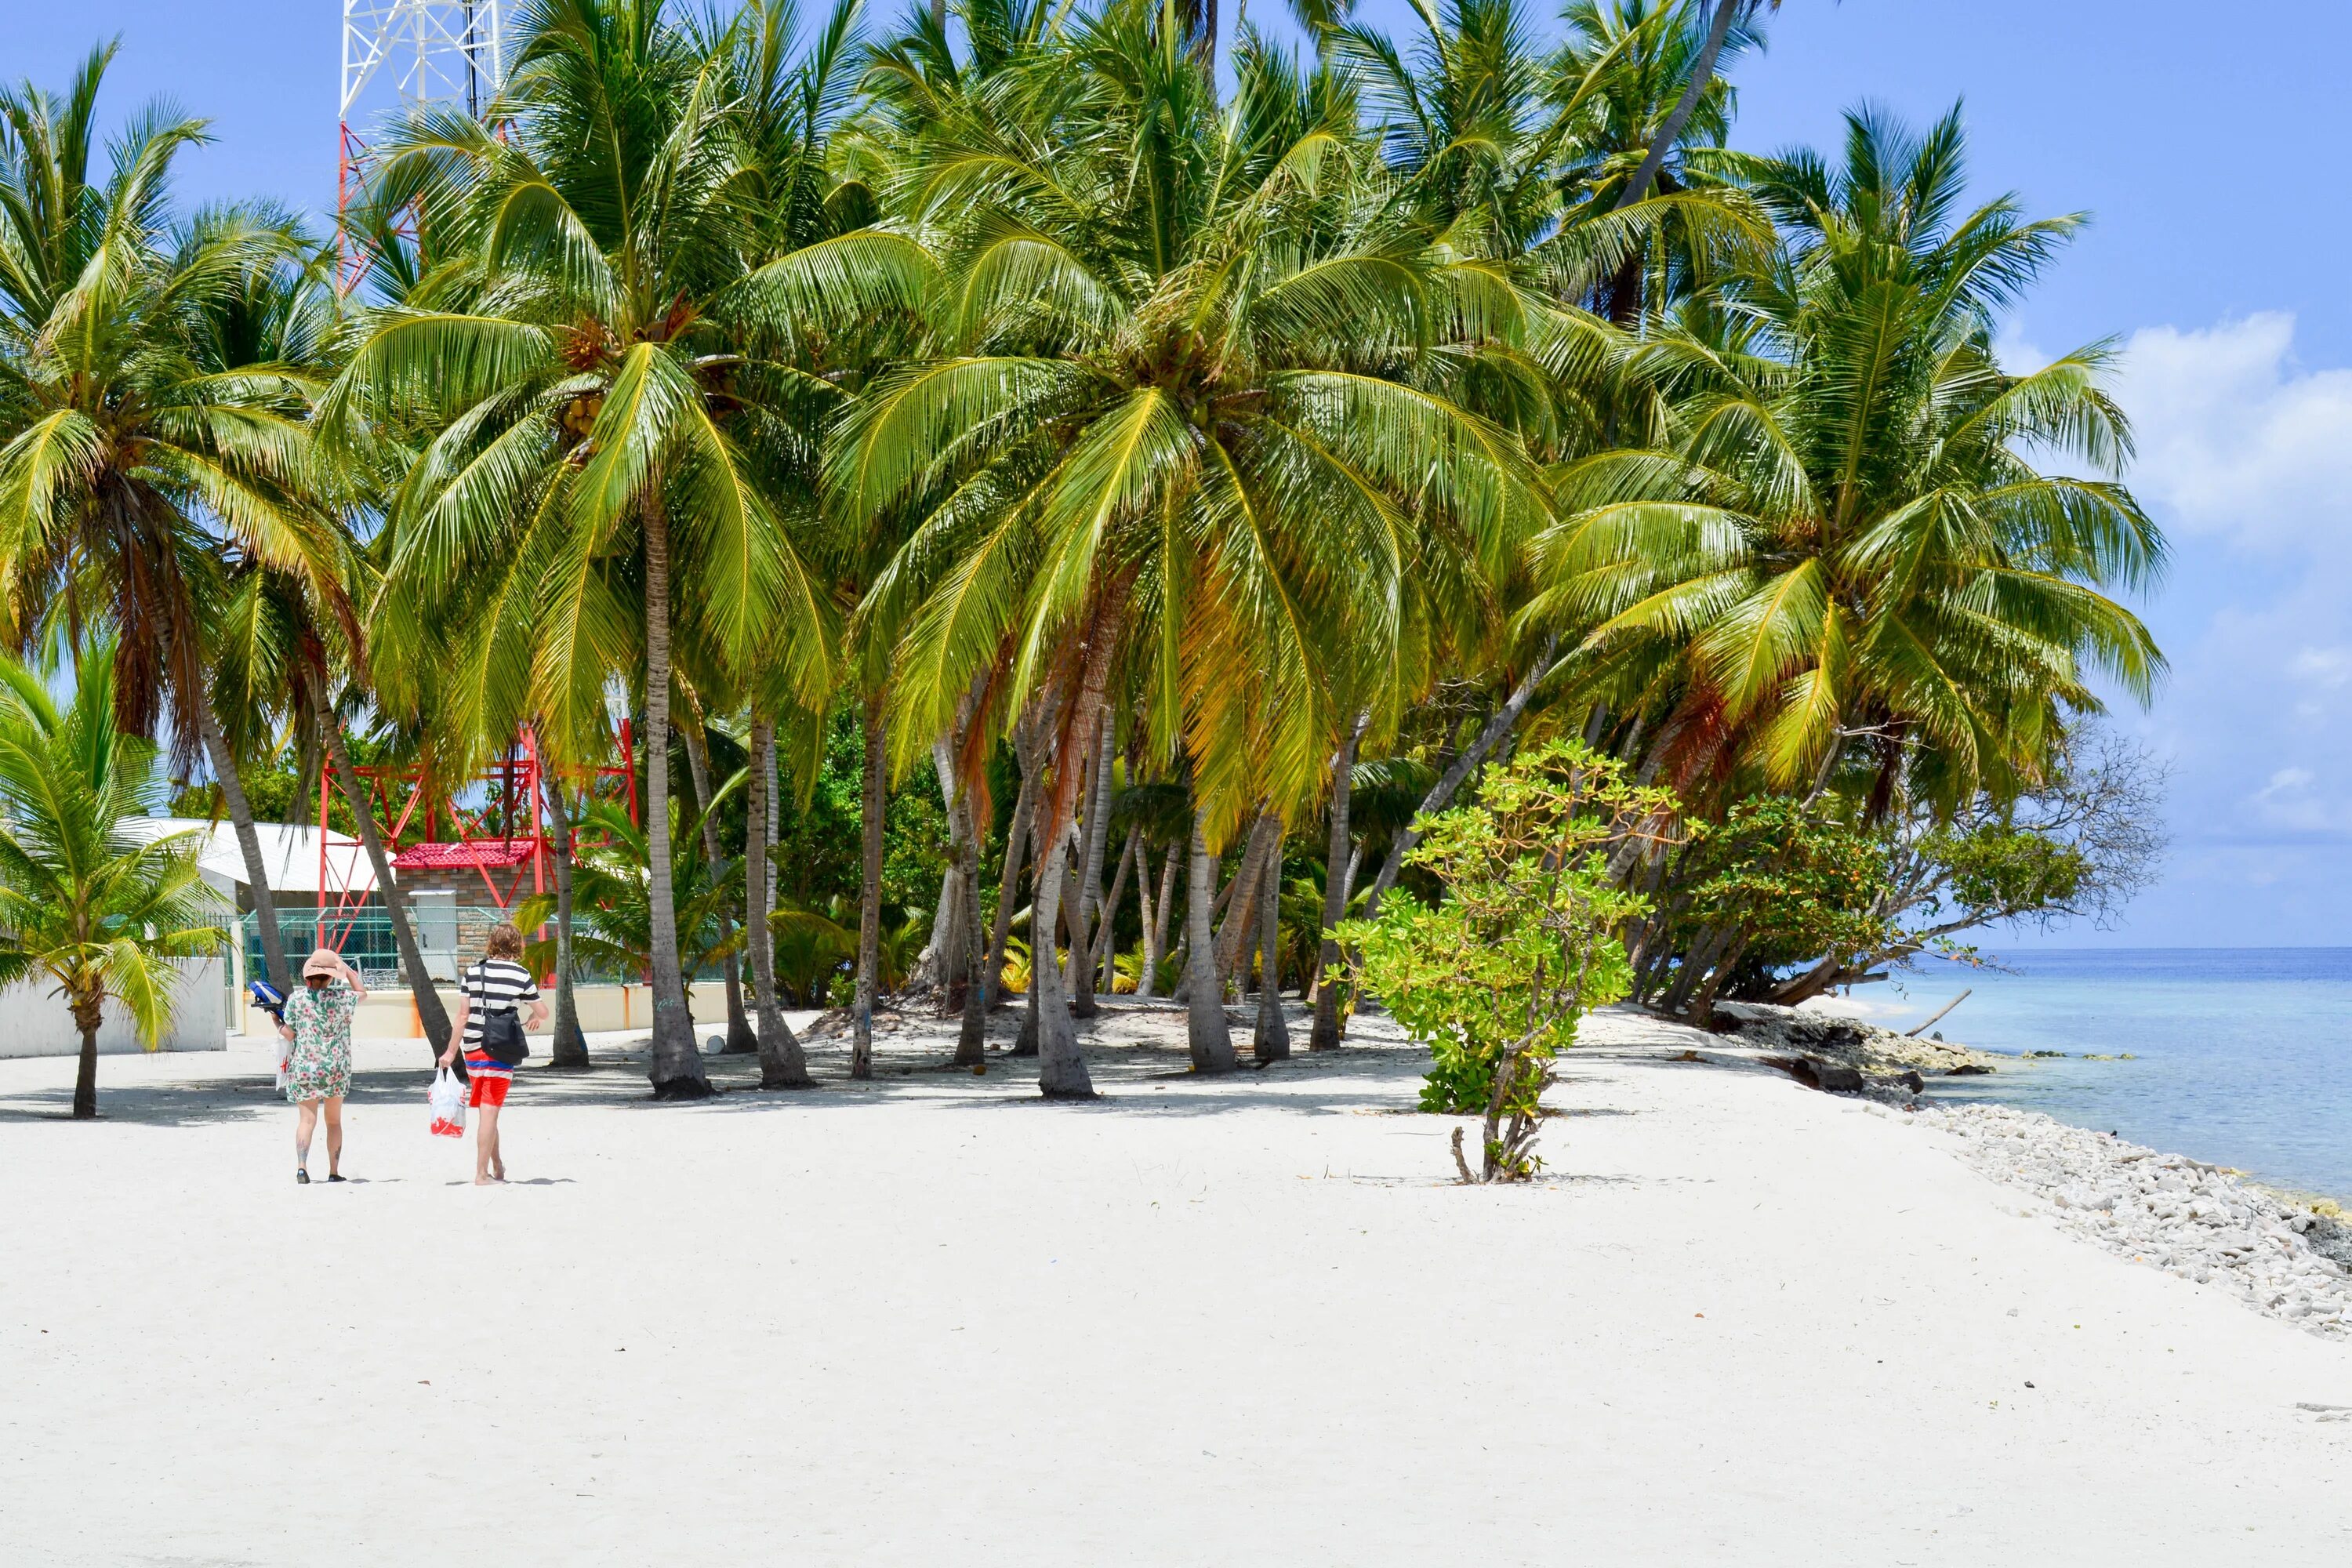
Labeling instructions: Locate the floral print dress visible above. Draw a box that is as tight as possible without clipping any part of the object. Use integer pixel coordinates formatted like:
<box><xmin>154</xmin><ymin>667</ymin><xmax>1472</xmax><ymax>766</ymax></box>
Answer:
<box><xmin>282</xmin><ymin>982</ymin><xmax>359</xmax><ymax>1103</ymax></box>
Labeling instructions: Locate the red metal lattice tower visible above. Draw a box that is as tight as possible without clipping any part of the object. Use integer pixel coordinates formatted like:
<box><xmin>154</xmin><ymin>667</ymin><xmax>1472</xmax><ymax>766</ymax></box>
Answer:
<box><xmin>314</xmin><ymin>724</ymin><xmax>637</xmax><ymax>951</ymax></box>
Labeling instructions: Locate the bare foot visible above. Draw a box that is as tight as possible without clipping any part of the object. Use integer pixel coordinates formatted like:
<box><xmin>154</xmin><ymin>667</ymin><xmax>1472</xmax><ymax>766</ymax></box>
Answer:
<box><xmin>474</xmin><ymin>1175</ymin><xmax>495</xmax><ymax>1185</ymax></box>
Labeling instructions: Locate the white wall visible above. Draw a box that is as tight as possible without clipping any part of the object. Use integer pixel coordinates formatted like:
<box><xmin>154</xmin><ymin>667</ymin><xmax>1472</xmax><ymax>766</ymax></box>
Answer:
<box><xmin>0</xmin><ymin>958</ymin><xmax>227</xmax><ymax>1059</ymax></box>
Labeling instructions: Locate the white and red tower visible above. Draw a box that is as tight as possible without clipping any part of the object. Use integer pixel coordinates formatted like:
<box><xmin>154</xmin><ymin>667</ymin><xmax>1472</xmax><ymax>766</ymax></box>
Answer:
<box><xmin>337</xmin><ymin>1</ymin><xmax>507</xmax><ymax>291</ymax></box>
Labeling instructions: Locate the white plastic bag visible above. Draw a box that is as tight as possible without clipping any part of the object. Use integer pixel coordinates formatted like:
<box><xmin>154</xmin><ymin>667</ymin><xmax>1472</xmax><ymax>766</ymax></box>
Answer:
<box><xmin>274</xmin><ymin>1048</ymin><xmax>292</xmax><ymax>1093</ymax></box>
<box><xmin>428</xmin><ymin>1069</ymin><xmax>466</xmax><ymax>1138</ymax></box>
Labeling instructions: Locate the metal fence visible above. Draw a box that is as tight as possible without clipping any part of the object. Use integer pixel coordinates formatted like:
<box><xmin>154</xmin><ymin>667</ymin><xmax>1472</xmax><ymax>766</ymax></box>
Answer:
<box><xmin>237</xmin><ymin>906</ymin><xmax>714</xmax><ymax>989</ymax></box>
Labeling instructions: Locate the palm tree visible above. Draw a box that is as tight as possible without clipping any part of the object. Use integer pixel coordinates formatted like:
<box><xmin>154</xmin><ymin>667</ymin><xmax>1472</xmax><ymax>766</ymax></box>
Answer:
<box><xmin>1334</xmin><ymin>0</ymin><xmax>1568</xmax><ymax>256</ymax></box>
<box><xmin>0</xmin><ymin>645</ymin><xmax>226</xmax><ymax>1119</ymax></box>
<box><xmin>325</xmin><ymin>0</ymin><xmax>919</xmax><ymax>1096</ymax></box>
<box><xmin>209</xmin><ymin>550</ymin><xmax>459</xmax><ymax>1052</ymax></box>
<box><xmin>1610</xmin><ymin>0</ymin><xmax>1777</xmax><ymax>212</ymax></box>
<box><xmin>1554</xmin><ymin>0</ymin><xmax>1762</xmax><ymax>325</ymax></box>
<box><xmin>710</xmin><ymin>0</ymin><xmax>907</xmax><ymax>1087</ymax></box>
<box><xmin>844</xmin><ymin>9</ymin><xmax>1546</xmax><ymax>1093</ymax></box>
<box><xmin>1533</xmin><ymin>105</ymin><xmax>2165</xmax><ymax>815</ymax></box>
<box><xmin>674</xmin><ymin>679</ymin><xmax>757</xmax><ymax>1054</ymax></box>
<box><xmin>0</xmin><ymin>45</ymin><xmax>352</xmax><ymax>997</ymax></box>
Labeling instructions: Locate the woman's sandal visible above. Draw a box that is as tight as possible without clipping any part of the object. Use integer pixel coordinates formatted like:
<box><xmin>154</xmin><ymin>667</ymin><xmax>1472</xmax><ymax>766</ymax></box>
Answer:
<box><xmin>326</xmin><ymin>1174</ymin><xmax>346</xmax><ymax>1183</ymax></box>
<box><xmin>296</xmin><ymin>1170</ymin><xmax>310</xmax><ymax>1185</ymax></box>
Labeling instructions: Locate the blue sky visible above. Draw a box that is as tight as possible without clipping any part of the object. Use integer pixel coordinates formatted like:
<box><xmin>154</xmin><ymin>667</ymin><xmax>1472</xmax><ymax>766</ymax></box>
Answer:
<box><xmin>12</xmin><ymin>1</ymin><xmax>2350</xmax><ymax>946</ymax></box>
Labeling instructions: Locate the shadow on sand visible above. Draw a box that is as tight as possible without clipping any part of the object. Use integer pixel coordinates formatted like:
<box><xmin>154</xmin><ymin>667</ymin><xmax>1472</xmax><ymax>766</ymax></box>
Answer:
<box><xmin>0</xmin><ymin>1001</ymin><xmax>1639</xmax><ymax>1133</ymax></box>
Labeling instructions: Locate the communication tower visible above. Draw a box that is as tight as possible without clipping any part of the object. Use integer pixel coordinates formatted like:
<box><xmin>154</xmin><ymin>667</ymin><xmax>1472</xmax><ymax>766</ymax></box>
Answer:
<box><xmin>338</xmin><ymin>2</ymin><xmax>507</xmax><ymax>290</ymax></box>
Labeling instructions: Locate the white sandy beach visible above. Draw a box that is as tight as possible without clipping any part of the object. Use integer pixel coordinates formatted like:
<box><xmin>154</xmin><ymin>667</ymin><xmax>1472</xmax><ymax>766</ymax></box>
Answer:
<box><xmin>4</xmin><ymin>1003</ymin><xmax>2348</xmax><ymax>1566</ymax></box>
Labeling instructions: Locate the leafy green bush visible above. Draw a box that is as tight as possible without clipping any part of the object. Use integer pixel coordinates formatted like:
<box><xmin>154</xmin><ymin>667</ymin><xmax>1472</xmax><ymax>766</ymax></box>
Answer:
<box><xmin>1341</xmin><ymin>741</ymin><xmax>1673</xmax><ymax>1182</ymax></box>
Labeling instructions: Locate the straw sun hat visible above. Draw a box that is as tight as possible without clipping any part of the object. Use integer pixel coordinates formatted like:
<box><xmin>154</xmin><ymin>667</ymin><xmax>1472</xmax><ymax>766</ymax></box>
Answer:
<box><xmin>300</xmin><ymin>948</ymin><xmax>348</xmax><ymax>980</ymax></box>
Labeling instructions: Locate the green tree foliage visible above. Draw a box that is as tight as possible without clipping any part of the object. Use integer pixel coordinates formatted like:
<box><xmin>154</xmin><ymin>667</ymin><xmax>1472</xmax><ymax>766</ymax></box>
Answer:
<box><xmin>1537</xmin><ymin>106</ymin><xmax>2165</xmax><ymax>811</ymax></box>
<box><xmin>512</xmin><ymin>797</ymin><xmax>737</xmax><ymax>998</ymax></box>
<box><xmin>1342</xmin><ymin>739</ymin><xmax>1671</xmax><ymax>1181</ymax></box>
<box><xmin>772</xmin><ymin>705</ymin><xmax>951</xmax><ymax>915</ymax></box>
<box><xmin>0</xmin><ymin>647</ymin><xmax>227</xmax><ymax>1119</ymax></box>
<box><xmin>1632</xmin><ymin>794</ymin><xmax>1891</xmax><ymax>1015</ymax></box>
<box><xmin>0</xmin><ymin>5</ymin><xmax>2172</xmax><ymax>1112</ymax></box>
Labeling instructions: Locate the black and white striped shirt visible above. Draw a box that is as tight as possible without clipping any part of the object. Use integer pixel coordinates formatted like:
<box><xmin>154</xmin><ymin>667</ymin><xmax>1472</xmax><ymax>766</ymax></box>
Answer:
<box><xmin>461</xmin><ymin>958</ymin><xmax>539</xmax><ymax>1046</ymax></box>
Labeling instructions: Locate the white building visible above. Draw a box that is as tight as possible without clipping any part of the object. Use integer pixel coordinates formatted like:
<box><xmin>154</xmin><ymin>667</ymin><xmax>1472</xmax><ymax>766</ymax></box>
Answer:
<box><xmin>0</xmin><ymin>819</ymin><xmax>375</xmax><ymax>1060</ymax></box>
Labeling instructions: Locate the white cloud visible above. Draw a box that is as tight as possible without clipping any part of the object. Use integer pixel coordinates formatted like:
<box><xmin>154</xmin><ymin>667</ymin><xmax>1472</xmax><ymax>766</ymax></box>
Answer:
<box><xmin>2116</xmin><ymin>313</ymin><xmax>2352</xmax><ymax>549</ymax></box>
<box><xmin>2289</xmin><ymin>646</ymin><xmax>2352</xmax><ymax>690</ymax></box>
<box><xmin>2247</xmin><ymin>765</ymin><xmax>2352</xmax><ymax>834</ymax></box>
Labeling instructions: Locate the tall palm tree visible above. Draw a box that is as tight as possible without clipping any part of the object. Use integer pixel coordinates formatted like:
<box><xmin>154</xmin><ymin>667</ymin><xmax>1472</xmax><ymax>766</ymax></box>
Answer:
<box><xmin>1334</xmin><ymin>0</ymin><xmax>1566</xmax><ymax>256</ymax></box>
<box><xmin>209</xmin><ymin>549</ymin><xmax>460</xmax><ymax>1052</ymax></box>
<box><xmin>1554</xmin><ymin>0</ymin><xmax>1762</xmax><ymax>325</ymax></box>
<box><xmin>1533</xmin><ymin>106</ymin><xmax>2165</xmax><ymax>812</ymax></box>
<box><xmin>845</xmin><ymin>7</ymin><xmax>1546</xmax><ymax>1092</ymax></box>
<box><xmin>1610</xmin><ymin>0</ymin><xmax>1777</xmax><ymax>212</ymax></box>
<box><xmin>326</xmin><ymin>0</ymin><xmax>918</xmax><ymax>1095</ymax></box>
<box><xmin>0</xmin><ymin>644</ymin><xmax>226</xmax><ymax>1120</ymax></box>
<box><xmin>0</xmin><ymin>45</ymin><xmax>352</xmax><ymax>996</ymax></box>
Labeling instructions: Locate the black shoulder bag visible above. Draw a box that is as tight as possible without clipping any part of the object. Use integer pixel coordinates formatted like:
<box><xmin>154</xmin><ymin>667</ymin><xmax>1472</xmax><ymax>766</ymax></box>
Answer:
<box><xmin>473</xmin><ymin>960</ymin><xmax>532</xmax><ymax>1066</ymax></box>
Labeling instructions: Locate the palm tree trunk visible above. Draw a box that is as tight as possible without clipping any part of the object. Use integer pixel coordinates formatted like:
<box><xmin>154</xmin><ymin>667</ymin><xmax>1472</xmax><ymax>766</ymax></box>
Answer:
<box><xmin>194</xmin><ymin>699</ymin><xmax>290</xmax><ymax>997</ymax></box>
<box><xmin>641</xmin><ymin>488</ymin><xmax>710</xmax><ymax>1099</ymax></box>
<box><xmin>1613</xmin><ymin>0</ymin><xmax>1744</xmax><ymax>212</ymax></box>
<box><xmin>541</xmin><ymin>768</ymin><xmax>588</xmax><ymax>1069</ymax></box>
<box><xmin>1029</xmin><ymin>824</ymin><xmax>1087</xmax><ymax>1093</ymax></box>
<box><xmin>1253</xmin><ymin>818</ymin><xmax>1290</xmax><ymax>1062</ymax></box>
<box><xmin>1094</xmin><ymin>827</ymin><xmax>1138</xmax><ymax>991</ymax></box>
<box><xmin>916</xmin><ymin>735</ymin><xmax>969</xmax><ymax>999</ymax></box>
<box><xmin>1863</xmin><ymin>724</ymin><xmax>1908</xmax><ymax>826</ymax></box>
<box><xmin>312</xmin><ymin>685</ymin><xmax>450</xmax><ymax>1052</ymax></box>
<box><xmin>679</xmin><ymin>709</ymin><xmax>757</xmax><ymax>1055</ymax></box>
<box><xmin>951</xmin><ymin>770</ymin><xmax>990</xmax><ymax>1068</ymax></box>
<box><xmin>746</xmin><ymin>716</ymin><xmax>812</xmax><ymax>1088</ymax></box>
<box><xmin>764</xmin><ymin>724</ymin><xmax>779</xmax><ymax>913</ymax></box>
<box><xmin>1067</xmin><ymin>715</ymin><xmax>1114</xmax><ymax>1017</ymax></box>
<box><xmin>71</xmin><ymin>996</ymin><xmax>101</xmax><ymax>1120</ymax></box>
<box><xmin>1212</xmin><ymin>811</ymin><xmax>1276</xmax><ymax>985</ymax></box>
<box><xmin>1362</xmin><ymin>638</ymin><xmax>1555</xmax><ymax>923</ymax></box>
<box><xmin>987</xmin><ymin>730</ymin><xmax>1040</xmax><ymax>1014</ymax></box>
<box><xmin>851</xmin><ymin>697</ymin><xmax>887</xmax><ymax>1080</ymax></box>
<box><xmin>1142</xmin><ymin>844</ymin><xmax>1178</xmax><ymax>998</ymax></box>
<box><xmin>1309</xmin><ymin>713</ymin><xmax>1366</xmax><ymax>1050</ymax></box>
<box><xmin>1030</xmin><ymin>619</ymin><xmax>1120</xmax><ymax>1098</ymax></box>
<box><xmin>1183</xmin><ymin>811</ymin><xmax>1236</xmax><ymax>1073</ymax></box>
<box><xmin>1134</xmin><ymin>844</ymin><xmax>1162</xmax><ymax>999</ymax></box>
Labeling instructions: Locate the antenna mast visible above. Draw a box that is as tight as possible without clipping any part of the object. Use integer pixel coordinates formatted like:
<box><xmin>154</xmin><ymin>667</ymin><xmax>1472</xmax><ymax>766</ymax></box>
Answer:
<box><xmin>338</xmin><ymin>1</ymin><xmax>507</xmax><ymax>292</ymax></box>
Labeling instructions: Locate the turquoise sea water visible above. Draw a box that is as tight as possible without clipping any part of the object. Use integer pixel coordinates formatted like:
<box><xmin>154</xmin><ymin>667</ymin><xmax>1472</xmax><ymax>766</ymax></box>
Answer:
<box><xmin>1866</xmin><ymin>949</ymin><xmax>2352</xmax><ymax>1201</ymax></box>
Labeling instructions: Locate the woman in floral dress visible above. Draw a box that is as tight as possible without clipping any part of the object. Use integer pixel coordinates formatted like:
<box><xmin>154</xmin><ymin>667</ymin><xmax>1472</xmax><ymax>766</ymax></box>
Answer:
<box><xmin>281</xmin><ymin>947</ymin><xmax>368</xmax><ymax>1184</ymax></box>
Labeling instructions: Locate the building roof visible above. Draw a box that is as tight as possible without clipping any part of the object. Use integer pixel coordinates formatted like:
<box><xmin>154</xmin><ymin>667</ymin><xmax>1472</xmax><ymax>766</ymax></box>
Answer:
<box><xmin>392</xmin><ymin>838</ymin><xmax>537</xmax><ymax>871</ymax></box>
<box><xmin>125</xmin><ymin>818</ymin><xmax>379</xmax><ymax>895</ymax></box>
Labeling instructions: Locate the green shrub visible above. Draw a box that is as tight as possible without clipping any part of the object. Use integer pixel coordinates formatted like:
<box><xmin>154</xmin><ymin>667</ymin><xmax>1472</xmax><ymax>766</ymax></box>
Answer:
<box><xmin>1341</xmin><ymin>740</ymin><xmax>1674</xmax><ymax>1181</ymax></box>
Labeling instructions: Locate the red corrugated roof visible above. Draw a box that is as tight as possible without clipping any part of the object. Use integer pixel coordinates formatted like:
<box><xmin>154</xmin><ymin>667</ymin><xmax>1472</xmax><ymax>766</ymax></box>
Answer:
<box><xmin>391</xmin><ymin>839</ymin><xmax>537</xmax><ymax>870</ymax></box>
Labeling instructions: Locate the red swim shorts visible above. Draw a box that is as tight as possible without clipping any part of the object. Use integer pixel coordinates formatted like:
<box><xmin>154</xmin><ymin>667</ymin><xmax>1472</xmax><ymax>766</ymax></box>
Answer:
<box><xmin>465</xmin><ymin>1060</ymin><xmax>512</xmax><ymax>1108</ymax></box>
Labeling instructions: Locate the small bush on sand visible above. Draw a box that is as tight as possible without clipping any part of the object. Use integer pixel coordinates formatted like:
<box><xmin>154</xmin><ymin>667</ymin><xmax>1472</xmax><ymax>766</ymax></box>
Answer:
<box><xmin>1342</xmin><ymin>742</ymin><xmax>1673</xmax><ymax>1182</ymax></box>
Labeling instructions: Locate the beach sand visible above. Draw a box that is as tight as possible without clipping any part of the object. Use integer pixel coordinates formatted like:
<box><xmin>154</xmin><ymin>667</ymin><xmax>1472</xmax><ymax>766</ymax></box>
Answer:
<box><xmin>2</xmin><ymin>1002</ymin><xmax>2347</xmax><ymax>1564</ymax></box>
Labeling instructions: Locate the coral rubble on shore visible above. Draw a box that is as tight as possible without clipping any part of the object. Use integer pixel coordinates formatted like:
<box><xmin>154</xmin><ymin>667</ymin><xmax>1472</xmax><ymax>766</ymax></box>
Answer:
<box><xmin>1895</xmin><ymin>1100</ymin><xmax>2352</xmax><ymax>1339</ymax></box>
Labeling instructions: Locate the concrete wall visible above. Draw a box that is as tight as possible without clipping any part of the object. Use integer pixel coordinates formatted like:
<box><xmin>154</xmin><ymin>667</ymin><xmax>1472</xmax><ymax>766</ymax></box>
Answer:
<box><xmin>233</xmin><ymin>982</ymin><xmax>737</xmax><ymax>1041</ymax></box>
<box><xmin>0</xmin><ymin>958</ymin><xmax>227</xmax><ymax>1059</ymax></box>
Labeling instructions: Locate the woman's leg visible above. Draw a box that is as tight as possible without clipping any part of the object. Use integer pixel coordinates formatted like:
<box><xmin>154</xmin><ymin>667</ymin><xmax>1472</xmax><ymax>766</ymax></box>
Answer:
<box><xmin>474</xmin><ymin>1102</ymin><xmax>502</xmax><ymax>1184</ymax></box>
<box><xmin>323</xmin><ymin>1098</ymin><xmax>345</xmax><ymax>1177</ymax></box>
<box><xmin>295</xmin><ymin>1099</ymin><xmax>319</xmax><ymax>1173</ymax></box>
